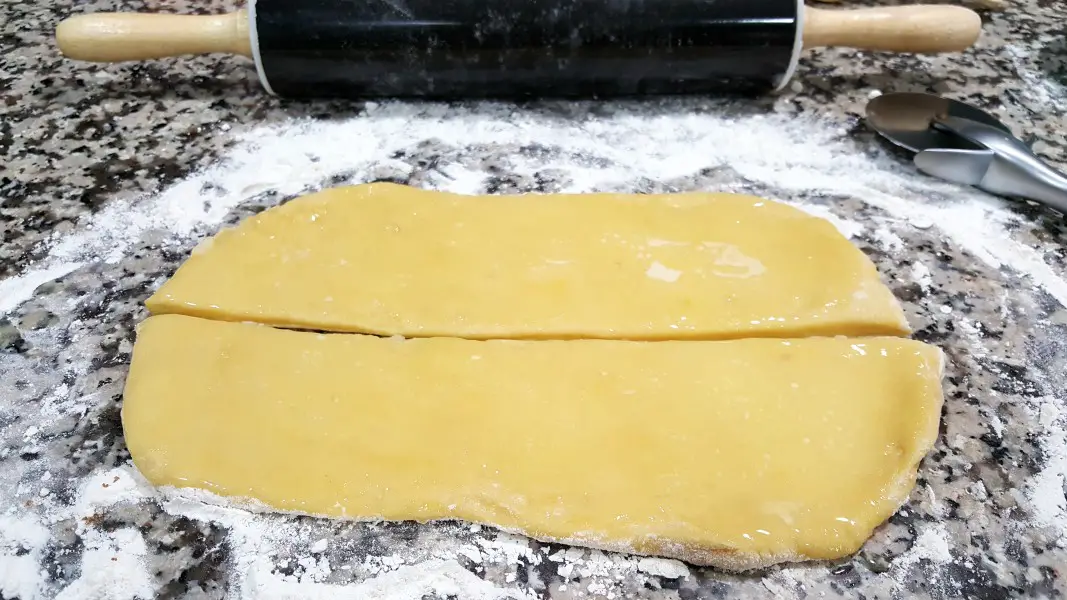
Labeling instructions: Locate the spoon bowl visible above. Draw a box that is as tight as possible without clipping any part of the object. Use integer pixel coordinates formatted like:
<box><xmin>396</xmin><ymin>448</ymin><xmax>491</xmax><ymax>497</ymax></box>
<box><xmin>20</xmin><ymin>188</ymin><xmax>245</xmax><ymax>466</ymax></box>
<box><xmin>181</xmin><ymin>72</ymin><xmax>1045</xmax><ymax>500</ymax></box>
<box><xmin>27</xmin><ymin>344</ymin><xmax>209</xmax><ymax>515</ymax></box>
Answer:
<box><xmin>865</xmin><ymin>92</ymin><xmax>1010</xmax><ymax>154</ymax></box>
<box><xmin>865</xmin><ymin>92</ymin><xmax>1067</xmax><ymax>214</ymax></box>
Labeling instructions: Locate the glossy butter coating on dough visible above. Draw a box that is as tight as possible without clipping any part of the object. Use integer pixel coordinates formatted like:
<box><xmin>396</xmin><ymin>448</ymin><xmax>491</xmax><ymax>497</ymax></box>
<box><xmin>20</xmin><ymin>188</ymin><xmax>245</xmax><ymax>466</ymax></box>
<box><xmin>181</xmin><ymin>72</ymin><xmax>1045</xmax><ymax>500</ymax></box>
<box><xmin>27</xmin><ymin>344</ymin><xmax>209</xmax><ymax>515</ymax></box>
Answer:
<box><xmin>146</xmin><ymin>183</ymin><xmax>909</xmax><ymax>340</ymax></box>
<box><xmin>123</xmin><ymin>315</ymin><xmax>944</xmax><ymax>571</ymax></box>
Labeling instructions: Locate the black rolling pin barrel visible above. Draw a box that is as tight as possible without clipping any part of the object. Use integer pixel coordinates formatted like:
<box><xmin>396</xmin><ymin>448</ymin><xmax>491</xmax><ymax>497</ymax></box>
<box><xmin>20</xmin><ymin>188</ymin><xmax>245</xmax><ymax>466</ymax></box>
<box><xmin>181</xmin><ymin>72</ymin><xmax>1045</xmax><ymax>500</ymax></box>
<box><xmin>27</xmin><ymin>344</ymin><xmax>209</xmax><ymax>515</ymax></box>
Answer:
<box><xmin>55</xmin><ymin>0</ymin><xmax>982</xmax><ymax>99</ymax></box>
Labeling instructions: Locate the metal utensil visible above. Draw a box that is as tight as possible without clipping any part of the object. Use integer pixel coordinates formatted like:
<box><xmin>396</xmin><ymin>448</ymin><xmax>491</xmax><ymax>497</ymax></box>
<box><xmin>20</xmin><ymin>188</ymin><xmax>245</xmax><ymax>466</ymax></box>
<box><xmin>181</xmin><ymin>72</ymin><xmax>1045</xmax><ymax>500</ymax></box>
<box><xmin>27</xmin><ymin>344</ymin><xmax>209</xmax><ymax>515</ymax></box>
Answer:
<box><xmin>866</xmin><ymin>92</ymin><xmax>1067</xmax><ymax>214</ymax></box>
<box><xmin>919</xmin><ymin>116</ymin><xmax>1067</xmax><ymax>213</ymax></box>
<box><xmin>866</xmin><ymin>92</ymin><xmax>1011</xmax><ymax>153</ymax></box>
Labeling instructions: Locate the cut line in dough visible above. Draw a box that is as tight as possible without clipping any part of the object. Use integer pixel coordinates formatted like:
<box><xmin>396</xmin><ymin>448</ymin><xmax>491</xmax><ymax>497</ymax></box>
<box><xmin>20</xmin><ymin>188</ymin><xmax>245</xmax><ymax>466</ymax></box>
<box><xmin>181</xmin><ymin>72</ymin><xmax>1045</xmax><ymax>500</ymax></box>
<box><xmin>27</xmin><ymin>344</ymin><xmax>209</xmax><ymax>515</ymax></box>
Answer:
<box><xmin>126</xmin><ymin>184</ymin><xmax>942</xmax><ymax>571</ymax></box>
<box><xmin>146</xmin><ymin>183</ymin><xmax>910</xmax><ymax>341</ymax></box>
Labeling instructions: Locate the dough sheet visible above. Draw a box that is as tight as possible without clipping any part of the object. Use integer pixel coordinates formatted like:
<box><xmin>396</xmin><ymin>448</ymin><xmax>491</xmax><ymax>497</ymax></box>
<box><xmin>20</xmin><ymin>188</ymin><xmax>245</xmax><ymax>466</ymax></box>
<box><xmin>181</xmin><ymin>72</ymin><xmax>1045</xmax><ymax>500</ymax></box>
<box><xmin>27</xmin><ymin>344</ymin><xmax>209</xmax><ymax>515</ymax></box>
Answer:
<box><xmin>146</xmin><ymin>183</ymin><xmax>910</xmax><ymax>340</ymax></box>
<box><xmin>124</xmin><ymin>314</ymin><xmax>944</xmax><ymax>570</ymax></box>
<box><xmin>124</xmin><ymin>184</ymin><xmax>943</xmax><ymax>571</ymax></box>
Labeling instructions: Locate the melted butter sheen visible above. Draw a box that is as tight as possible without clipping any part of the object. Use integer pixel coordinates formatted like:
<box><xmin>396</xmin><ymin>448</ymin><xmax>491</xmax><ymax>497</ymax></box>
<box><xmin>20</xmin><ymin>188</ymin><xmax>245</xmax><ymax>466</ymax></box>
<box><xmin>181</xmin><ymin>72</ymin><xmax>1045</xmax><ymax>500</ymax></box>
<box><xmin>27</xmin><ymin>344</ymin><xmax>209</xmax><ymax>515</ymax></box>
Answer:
<box><xmin>124</xmin><ymin>315</ymin><xmax>944</xmax><ymax>568</ymax></box>
<box><xmin>145</xmin><ymin>183</ymin><xmax>909</xmax><ymax>340</ymax></box>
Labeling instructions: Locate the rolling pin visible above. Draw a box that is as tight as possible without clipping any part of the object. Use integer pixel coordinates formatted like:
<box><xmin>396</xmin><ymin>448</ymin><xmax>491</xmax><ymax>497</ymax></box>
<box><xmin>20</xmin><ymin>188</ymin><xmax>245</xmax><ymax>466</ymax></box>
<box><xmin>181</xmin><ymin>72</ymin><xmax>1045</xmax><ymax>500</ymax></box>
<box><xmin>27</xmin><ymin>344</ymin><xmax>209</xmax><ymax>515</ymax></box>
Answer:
<box><xmin>55</xmin><ymin>0</ymin><xmax>982</xmax><ymax>99</ymax></box>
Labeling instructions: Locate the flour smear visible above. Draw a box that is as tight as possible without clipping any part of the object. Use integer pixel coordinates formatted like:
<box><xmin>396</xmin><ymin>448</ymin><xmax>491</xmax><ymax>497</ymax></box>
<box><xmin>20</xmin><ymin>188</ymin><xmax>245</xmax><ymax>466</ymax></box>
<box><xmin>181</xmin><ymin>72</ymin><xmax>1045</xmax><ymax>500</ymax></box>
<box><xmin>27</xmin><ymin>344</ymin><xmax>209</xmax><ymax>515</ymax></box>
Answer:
<box><xmin>1</xmin><ymin>85</ymin><xmax>1066</xmax><ymax>598</ymax></box>
<box><xmin>3</xmin><ymin>101</ymin><xmax>1066</xmax><ymax>311</ymax></box>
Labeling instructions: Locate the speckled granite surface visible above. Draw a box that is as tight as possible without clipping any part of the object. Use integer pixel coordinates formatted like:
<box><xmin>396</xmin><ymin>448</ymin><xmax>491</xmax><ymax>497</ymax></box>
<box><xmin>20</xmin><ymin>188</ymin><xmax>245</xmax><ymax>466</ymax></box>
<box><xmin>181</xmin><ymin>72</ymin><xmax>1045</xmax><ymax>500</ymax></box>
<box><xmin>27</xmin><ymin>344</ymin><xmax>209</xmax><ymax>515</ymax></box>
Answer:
<box><xmin>2</xmin><ymin>0</ymin><xmax>1066</xmax><ymax>599</ymax></box>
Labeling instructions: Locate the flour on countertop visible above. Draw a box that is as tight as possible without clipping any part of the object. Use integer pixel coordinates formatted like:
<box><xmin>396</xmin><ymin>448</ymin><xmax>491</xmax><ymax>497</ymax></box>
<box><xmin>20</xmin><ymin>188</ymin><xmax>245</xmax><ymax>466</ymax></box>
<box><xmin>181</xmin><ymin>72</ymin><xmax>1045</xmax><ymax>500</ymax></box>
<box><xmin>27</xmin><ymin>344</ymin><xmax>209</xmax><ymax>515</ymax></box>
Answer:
<box><xmin>0</xmin><ymin>262</ymin><xmax>84</xmax><ymax>315</ymax></box>
<box><xmin>71</xmin><ymin>467</ymin><xmax>679</xmax><ymax>600</ymax></box>
<box><xmin>242</xmin><ymin>559</ymin><xmax>529</xmax><ymax>600</ymax></box>
<box><xmin>911</xmin><ymin>262</ymin><xmax>934</xmax><ymax>292</ymax></box>
<box><xmin>0</xmin><ymin>514</ymin><xmax>49</xmax><ymax>600</ymax></box>
<box><xmin>2</xmin><ymin>100</ymin><xmax>1066</xmax><ymax>312</ymax></box>
<box><xmin>761</xmin><ymin>522</ymin><xmax>956</xmax><ymax>600</ymax></box>
<box><xmin>1021</xmin><ymin>399</ymin><xmax>1067</xmax><ymax>538</ymax></box>
<box><xmin>873</xmin><ymin>226</ymin><xmax>905</xmax><ymax>253</ymax></box>
<box><xmin>53</xmin><ymin>528</ymin><xmax>155</xmax><ymax>600</ymax></box>
<box><xmin>1004</xmin><ymin>42</ymin><xmax>1067</xmax><ymax>115</ymax></box>
<box><xmin>892</xmin><ymin>524</ymin><xmax>954</xmax><ymax>575</ymax></box>
<box><xmin>636</xmin><ymin>557</ymin><xmax>690</xmax><ymax>579</ymax></box>
<box><xmin>1</xmin><ymin>90</ymin><xmax>1065</xmax><ymax>598</ymax></box>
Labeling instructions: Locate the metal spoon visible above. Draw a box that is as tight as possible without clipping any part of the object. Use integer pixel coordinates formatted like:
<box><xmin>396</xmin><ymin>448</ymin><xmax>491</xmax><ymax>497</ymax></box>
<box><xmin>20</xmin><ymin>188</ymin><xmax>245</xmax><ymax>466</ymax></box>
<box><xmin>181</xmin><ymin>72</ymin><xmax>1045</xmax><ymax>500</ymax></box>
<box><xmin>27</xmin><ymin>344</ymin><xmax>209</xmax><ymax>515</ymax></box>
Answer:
<box><xmin>865</xmin><ymin>92</ymin><xmax>1067</xmax><ymax>214</ymax></box>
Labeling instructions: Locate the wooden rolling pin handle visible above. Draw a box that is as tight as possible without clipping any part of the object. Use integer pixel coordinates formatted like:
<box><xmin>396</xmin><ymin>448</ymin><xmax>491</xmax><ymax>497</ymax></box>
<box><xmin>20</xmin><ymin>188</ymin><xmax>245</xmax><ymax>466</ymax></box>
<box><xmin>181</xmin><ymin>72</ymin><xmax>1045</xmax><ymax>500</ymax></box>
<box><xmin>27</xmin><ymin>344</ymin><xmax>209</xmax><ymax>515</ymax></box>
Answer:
<box><xmin>57</xmin><ymin>5</ymin><xmax>981</xmax><ymax>64</ymax></box>
<box><xmin>55</xmin><ymin>11</ymin><xmax>253</xmax><ymax>62</ymax></box>
<box><xmin>803</xmin><ymin>5</ymin><xmax>982</xmax><ymax>53</ymax></box>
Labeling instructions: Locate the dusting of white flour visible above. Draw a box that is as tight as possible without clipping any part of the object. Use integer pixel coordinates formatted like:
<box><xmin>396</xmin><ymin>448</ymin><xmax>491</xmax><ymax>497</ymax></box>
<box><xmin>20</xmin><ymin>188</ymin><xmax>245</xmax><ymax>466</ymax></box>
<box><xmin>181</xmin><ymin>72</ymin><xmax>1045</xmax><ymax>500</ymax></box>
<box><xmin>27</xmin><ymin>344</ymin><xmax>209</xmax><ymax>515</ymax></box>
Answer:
<box><xmin>1</xmin><ymin>87</ymin><xmax>1065</xmax><ymax>598</ymax></box>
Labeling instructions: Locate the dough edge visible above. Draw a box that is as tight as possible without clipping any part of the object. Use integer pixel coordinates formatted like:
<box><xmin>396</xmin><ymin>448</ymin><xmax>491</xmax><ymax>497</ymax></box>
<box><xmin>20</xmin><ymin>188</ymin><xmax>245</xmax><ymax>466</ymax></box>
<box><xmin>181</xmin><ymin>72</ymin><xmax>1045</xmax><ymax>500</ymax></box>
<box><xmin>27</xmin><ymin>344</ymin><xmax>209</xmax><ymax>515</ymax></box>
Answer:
<box><xmin>132</xmin><ymin>330</ymin><xmax>945</xmax><ymax>574</ymax></box>
<box><xmin>158</xmin><ymin>460</ymin><xmax>930</xmax><ymax>574</ymax></box>
<box><xmin>146</xmin><ymin>182</ymin><xmax>914</xmax><ymax>340</ymax></box>
<box><xmin>159</xmin><ymin>483</ymin><xmax>806</xmax><ymax>572</ymax></box>
<box><xmin>134</xmin><ymin>183</ymin><xmax>943</xmax><ymax>570</ymax></box>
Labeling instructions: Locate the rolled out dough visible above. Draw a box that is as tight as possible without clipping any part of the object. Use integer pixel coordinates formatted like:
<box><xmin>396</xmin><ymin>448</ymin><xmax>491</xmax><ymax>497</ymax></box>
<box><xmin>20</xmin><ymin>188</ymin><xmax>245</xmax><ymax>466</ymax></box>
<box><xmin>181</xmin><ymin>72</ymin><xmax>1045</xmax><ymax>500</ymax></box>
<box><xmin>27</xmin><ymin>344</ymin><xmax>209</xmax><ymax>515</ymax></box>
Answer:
<box><xmin>123</xmin><ymin>314</ymin><xmax>944</xmax><ymax>571</ymax></box>
<box><xmin>146</xmin><ymin>183</ymin><xmax>909</xmax><ymax>340</ymax></box>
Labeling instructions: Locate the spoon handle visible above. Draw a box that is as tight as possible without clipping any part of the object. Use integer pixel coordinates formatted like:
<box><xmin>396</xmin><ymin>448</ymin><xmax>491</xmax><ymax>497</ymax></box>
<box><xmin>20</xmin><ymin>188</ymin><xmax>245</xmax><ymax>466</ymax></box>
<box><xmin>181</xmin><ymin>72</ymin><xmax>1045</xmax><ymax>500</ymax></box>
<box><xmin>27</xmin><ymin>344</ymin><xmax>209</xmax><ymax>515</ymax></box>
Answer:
<box><xmin>930</xmin><ymin>116</ymin><xmax>1067</xmax><ymax>215</ymax></box>
<box><xmin>984</xmin><ymin>153</ymin><xmax>1067</xmax><ymax>215</ymax></box>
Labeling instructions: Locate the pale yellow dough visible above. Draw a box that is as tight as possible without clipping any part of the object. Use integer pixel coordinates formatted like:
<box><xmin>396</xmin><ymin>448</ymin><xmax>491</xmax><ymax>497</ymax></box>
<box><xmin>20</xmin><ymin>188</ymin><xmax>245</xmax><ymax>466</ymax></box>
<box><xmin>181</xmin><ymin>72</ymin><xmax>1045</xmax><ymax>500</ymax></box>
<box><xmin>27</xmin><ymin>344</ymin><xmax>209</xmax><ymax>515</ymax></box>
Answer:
<box><xmin>124</xmin><ymin>314</ymin><xmax>943</xmax><ymax>571</ymax></box>
<box><xmin>146</xmin><ymin>183</ymin><xmax>909</xmax><ymax>340</ymax></box>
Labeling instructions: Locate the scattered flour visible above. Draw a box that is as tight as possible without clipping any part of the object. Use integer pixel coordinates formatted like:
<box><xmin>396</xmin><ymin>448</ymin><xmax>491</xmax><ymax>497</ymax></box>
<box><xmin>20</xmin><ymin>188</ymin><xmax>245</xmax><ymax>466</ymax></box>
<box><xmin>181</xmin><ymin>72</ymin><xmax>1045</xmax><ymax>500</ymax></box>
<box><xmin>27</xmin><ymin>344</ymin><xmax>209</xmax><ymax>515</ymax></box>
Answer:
<box><xmin>73</xmin><ymin>465</ymin><xmax>152</xmax><ymax>515</ymax></box>
<box><xmin>3</xmin><ymin>100</ymin><xmax>1067</xmax><ymax>316</ymax></box>
<box><xmin>896</xmin><ymin>524</ymin><xmax>954</xmax><ymax>571</ymax></box>
<box><xmin>880</xmin><ymin>523</ymin><xmax>955</xmax><ymax>595</ymax></box>
<box><xmin>636</xmin><ymin>557</ymin><xmax>690</xmax><ymax>579</ymax></box>
<box><xmin>241</xmin><ymin>558</ymin><xmax>526</xmax><ymax>600</ymax></box>
<box><xmin>763</xmin><ymin>522</ymin><xmax>957</xmax><ymax>600</ymax></box>
<box><xmin>872</xmin><ymin>226</ymin><xmax>905</xmax><ymax>253</ymax></box>
<box><xmin>53</xmin><ymin>528</ymin><xmax>155</xmax><ymax>600</ymax></box>
<box><xmin>154</xmin><ymin>481</ymin><xmax>685</xmax><ymax>599</ymax></box>
<box><xmin>911</xmin><ymin>262</ymin><xmax>934</xmax><ymax>292</ymax></box>
<box><xmin>24</xmin><ymin>469</ymin><xmax>542</xmax><ymax>600</ymax></box>
<box><xmin>793</xmin><ymin>203</ymin><xmax>865</xmax><ymax>239</ymax></box>
<box><xmin>1023</xmin><ymin>399</ymin><xmax>1067</xmax><ymax>538</ymax></box>
<box><xmin>1</xmin><ymin>86</ymin><xmax>1066</xmax><ymax>597</ymax></box>
<box><xmin>0</xmin><ymin>262</ymin><xmax>84</xmax><ymax>315</ymax></box>
<box><xmin>645</xmin><ymin>261</ymin><xmax>682</xmax><ymax>283</ymax></box>
<box><xmin>1004</xmin><ymin>42</ymin><xmax>1067</xmax><ymax>115</ymax></box>
<box><xmin>0</xmin><ymin>514</ymin><xmax>49</xmax><ymax>600</ymax></box>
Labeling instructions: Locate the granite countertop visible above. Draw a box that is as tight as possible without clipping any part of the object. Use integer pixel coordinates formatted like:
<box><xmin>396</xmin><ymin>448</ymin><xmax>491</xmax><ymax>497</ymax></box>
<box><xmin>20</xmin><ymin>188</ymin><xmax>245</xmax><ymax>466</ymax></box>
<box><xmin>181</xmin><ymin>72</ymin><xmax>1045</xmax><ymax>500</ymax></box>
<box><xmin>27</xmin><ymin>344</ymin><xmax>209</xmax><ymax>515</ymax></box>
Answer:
<box><xmin>2</xmin><ymin>0</ymin><xmax>1066</xmax><ymax>599</ymax></box>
